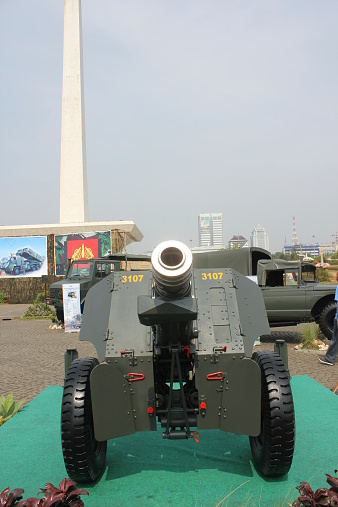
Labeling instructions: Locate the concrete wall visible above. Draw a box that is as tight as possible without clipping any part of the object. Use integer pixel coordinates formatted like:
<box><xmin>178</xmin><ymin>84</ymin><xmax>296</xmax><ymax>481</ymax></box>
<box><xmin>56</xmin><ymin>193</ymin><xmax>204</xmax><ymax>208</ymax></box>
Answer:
<box><xmin>0</xmin><ymin>235</ymin><xmax>61</xmax><ymax>304</ymax></box>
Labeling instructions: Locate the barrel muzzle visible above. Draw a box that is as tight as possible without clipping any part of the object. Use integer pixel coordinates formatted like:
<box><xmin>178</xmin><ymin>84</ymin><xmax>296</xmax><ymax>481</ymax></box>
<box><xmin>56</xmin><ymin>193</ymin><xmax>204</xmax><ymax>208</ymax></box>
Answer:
<box><xmin>151</xmin><ymin>240</ymin><xmax>193</xmax><ymax>298</ymax></box>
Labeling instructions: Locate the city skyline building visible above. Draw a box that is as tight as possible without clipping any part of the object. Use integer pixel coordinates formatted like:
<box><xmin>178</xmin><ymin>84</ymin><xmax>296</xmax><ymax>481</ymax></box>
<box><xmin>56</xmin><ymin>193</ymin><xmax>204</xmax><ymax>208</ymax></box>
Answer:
<box><xmin>228</xmin><ymin>235</ymin><xmax>248</xmax><ymax>249</ymax></box>
<box><xmin>291</xmin><ymin>216</ymin><xmax>299</xmax><ymax>246</ymax></box>
<box><xmin>198</xmin><ymin>213</ymin><xmax>223</xmax><ymax>248</ymax></box>
<box><xmin>250</xmin><ymin>223</ymin><xmax>270</xmax><ymax>251</ymax></box>
<box><xmin>283</xmin><ymin>244</ymin><xmax>320</xmax><ymax>257</ymax></box>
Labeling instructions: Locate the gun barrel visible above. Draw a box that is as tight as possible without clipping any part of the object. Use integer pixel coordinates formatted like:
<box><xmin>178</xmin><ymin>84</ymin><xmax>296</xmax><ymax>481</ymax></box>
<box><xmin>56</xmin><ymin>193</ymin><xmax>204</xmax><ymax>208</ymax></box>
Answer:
<box><xmin>151</xmin><ymin>240</ymin><xmax>192</xmax><ymax>298</ymax></box>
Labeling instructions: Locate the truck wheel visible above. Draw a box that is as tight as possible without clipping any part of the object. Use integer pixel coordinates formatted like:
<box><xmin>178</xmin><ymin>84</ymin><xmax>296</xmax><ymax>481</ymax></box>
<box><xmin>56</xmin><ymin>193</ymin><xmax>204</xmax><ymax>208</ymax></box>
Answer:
<box><xmin>250</xmin><ymin>351</ymin><xmax>295</xmax><ymax>476</ymax></box>
<box><xmin>318</xmin><ymin>302</ymin><xmax>336</xmax><ymax>340</ymax></box>
<box><xmin>61</xmin><ymin>357</ymin><xmax>107</xmax><ymax>483</ymax></box>
<box><xmin>14</xmin><ymin>267</ymin><xmax>20</xmax><ymax>275</ymax></box>
<box><xmin>56</xmin><ymin>308</ymin><xmax>64</xmax><ymax>323</ymax></box>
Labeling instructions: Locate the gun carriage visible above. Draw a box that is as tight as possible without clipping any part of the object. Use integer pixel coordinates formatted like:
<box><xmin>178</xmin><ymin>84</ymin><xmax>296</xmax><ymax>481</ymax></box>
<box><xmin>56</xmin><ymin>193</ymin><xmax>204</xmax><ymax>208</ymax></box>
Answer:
<box><xmin>61</xmin><ymin>240</ymin><xmax>295</xmax><ymax>482</ymax></box>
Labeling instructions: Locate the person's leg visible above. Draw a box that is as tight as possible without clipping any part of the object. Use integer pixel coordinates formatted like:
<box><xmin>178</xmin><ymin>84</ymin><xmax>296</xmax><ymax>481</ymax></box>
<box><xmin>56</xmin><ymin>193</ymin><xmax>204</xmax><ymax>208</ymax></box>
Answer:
<box><xmin>325</xmin><ymin>318</ymin><xmax>338</xmax><ymax>363</ymax></box>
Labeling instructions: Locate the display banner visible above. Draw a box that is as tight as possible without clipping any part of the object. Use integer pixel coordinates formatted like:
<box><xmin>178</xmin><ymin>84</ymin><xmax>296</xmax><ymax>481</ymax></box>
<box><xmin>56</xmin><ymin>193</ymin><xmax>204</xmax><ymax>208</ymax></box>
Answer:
<box><xmin>62</xmin><ymin>283</ymin><xmax>81</xmax><ymax>333</ymax></box>
<box><xmin>54</xmin><ymin>231</ymin><xmax>111</xmax><ymax>276</ymax></box>
<box><xmin>0</xmin><ymin>236</ymin><xmax>47</xmax><ymax>278</ymax></box>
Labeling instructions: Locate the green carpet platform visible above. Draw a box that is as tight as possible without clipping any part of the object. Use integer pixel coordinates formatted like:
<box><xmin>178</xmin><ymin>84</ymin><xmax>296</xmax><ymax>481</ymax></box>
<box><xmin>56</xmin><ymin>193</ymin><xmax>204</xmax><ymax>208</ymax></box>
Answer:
<box><xmin>0</xmin><ymin>376</ymin><xmax>337</xmax><ymax>507</ymax></box>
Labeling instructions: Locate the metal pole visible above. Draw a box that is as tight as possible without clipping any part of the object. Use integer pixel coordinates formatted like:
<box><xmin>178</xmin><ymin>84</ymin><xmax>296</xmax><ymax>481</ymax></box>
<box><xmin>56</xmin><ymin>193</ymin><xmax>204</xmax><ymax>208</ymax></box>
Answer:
<box><xmin>64</xmin><ymin>348</ymin><xmax>78</xmax><ymax>384</ymax></box>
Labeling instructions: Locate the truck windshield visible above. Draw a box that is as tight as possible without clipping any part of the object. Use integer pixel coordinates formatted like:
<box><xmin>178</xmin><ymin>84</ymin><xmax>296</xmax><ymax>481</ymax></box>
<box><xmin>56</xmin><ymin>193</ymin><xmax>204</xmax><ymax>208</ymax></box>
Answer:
<box><xmin>302</xmin><ymin>265</ymin><xmax>316</xmax><ymax>282</ymax></box>
<box><xmin>284</xmin><ymin>269</ymin><xmax>299</xmax><ymax>287</ymax></box>
<box><xmin>69</xmin><ymin>262</ymin><xmax>93</xmax><ymax>278</ymax></box>
<box><xmin>94</xmin><ymin>261</ymin><xmax>116</xmax><ymax>279</ymax></box>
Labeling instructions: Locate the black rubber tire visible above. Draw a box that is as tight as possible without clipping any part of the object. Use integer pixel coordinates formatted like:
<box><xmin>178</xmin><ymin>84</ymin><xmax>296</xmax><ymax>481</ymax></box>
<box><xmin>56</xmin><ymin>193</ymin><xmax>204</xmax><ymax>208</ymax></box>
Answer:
<box><xmin>56</xmin><ymin>308</ymin><xmax>64</xmax><ymax>323</ymax></box>
<box><xmin>249</xmin><ymin>351</ymin><xmax>295</xmax><ymax>477</ymax></box>
<box><xmin>318</xmin><ymin>302</ymin><xmax>336</xmax><ymax>340</ymax></box>
<box><xmin>14</xmin><ymin>267</ymin><xmax>20</xmax><ymax>275</ymax></box>
<box><xmin>61</xmin><ymin>357</ymin><xmax>107</xmax><ymax>483</ymax></box>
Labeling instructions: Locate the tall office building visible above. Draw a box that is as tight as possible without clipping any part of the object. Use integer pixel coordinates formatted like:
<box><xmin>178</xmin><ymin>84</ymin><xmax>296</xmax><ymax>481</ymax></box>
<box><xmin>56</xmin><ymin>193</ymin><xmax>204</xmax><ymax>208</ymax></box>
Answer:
<box><xmin>198</xmin><ymin>213</ymin><xmax>223</xmax><ymax>248</ymax></box>
<box><xmin>250</xmin><ymin>223</ymin><xmax>270</xmax><ymax>251</ymax></box>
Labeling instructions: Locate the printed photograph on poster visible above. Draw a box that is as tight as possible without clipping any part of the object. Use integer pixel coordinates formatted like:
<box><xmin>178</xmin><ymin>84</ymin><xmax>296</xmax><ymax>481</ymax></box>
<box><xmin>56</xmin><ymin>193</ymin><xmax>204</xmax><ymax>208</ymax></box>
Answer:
<box><xmin>62</xmin><ymin>284</ymin><xmax>81</xmax><ymax>333</ymax></box>
<box><xmin>0</xmin><ymin>236</ymin><xmax>47</xmax><ymax>278</ymax></box>
<box><xmin>54</xmin><ymin>231</ymin><xmax>111</xmax><ymax>276</ymax></box>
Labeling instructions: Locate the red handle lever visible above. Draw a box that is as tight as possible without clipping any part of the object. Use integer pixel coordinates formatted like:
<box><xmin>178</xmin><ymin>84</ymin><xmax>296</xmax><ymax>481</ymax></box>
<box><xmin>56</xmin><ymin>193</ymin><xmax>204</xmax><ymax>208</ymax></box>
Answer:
<box><xmin>127</xmin><ymin>372</ymin><xmax>145</xmax><ymax>382</ymax></box>
<box><xmin>206</xmin><ymin>371</ymin><xmax>223</xmax><ymax>381</ymax></box>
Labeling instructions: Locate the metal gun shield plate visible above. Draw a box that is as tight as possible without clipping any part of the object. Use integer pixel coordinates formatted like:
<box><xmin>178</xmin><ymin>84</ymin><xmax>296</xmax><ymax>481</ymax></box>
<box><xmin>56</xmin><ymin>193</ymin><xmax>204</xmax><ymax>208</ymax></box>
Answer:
<box><xmin>90</xmin><ymin>359</ymin><xmax>156</xmax><ymax>441</ymax></box>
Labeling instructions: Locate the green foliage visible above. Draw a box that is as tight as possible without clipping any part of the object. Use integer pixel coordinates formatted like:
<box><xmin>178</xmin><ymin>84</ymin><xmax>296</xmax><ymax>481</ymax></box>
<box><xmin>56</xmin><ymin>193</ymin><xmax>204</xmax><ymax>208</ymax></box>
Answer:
<box><xmin>316</xmin><ymin>268</ymin><xmax>331</xmax><ymax>283</ymax></box>
<box><xmin>0</xmin><ymin>393</ymin><xmax>25</xmax><ymax>426</ymax></box>
<box><xmin>314</xmin><ymin>254</ymin><xmax>327</xmax><ymax>263</ymax></box>
<box><xmin>272</xmin><ymin>251</ymin><xmax>284</xmax><ymax>259</ymax></box>
<box><xmin>21</xmin><ymin>303</ymin><xmax>57</xmax><ymax>322</ymax></box>
<box><xmin>272</xmin><ymin>251</ymin><xmax>299</xmax><ymax>261</ymax></box>
<box><xmin>34</xmin><ymin>292</ymin><xmax>46</xmax><ymax>305</ymax></box>
<box><xmin>0</xmin><ymin>290</ymin><xmax>7</xmax><ymax>304</ymax></box>
<box><xmin>299</xmin><ymin>324</ymin><xmax>320</xmax><ymax>349</ymax></box>
<box><xmin>330</xmin><ymin>251</ymin><xmax>338</xmax><ymax>260</ymax></box>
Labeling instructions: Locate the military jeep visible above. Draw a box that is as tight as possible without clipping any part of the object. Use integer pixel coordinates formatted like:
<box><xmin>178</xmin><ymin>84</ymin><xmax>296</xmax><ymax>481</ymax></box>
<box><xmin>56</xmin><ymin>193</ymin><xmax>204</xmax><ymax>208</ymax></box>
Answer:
<box><xmin>257</xmin><ymin>259</ymin><xmax>337</xmax><ymax>339</ymax></box>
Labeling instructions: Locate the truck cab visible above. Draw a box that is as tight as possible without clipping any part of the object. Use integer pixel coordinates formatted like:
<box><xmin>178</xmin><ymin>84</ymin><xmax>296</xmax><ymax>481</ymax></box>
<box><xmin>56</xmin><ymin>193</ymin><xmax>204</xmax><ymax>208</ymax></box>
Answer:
<box><xmin>49</xmin><ymin>255</ymin><xmax>151</xmax><ymax>322</ymax></box>
<box><xmin>49</xmin><ymin>259</ymin><xmax>119</xmax><ymax>322</ymax></box>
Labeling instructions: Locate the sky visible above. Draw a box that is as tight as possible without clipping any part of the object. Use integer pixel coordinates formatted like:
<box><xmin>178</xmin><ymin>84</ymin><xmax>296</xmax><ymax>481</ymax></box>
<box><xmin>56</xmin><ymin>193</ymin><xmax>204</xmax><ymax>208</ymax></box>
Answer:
<box><xmin>0</xmin><ymin>0</ymin><xmax>337</xmax><ymax>254</ymax></box>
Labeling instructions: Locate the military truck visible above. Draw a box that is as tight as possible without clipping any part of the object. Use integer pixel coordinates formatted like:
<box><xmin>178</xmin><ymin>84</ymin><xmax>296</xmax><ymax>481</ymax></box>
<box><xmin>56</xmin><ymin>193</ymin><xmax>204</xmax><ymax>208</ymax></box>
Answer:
<box><xmin>0</xmin><ymin>247</ymin><xmax>44</xmax><ymax>275</ymax></box>
<box><xmin>16</xmin><ymin>247</ymin><xmax>44</xmax><ymax>272</ymax></box>
<box><xmin>61</xmin><ymin>240</ymin><xmax>295</xmax><ymax>483</ymax></box>
<box><xmin>257</xmin><ymin>259</ymin><xmax>336</xmax><ymax>339</ymax></box>
<box><xmin>192</xmin><ymin>246</ymin><xmax>272</xmax><ymax>275</ymax></box>
<box><xmin>49</xmin><ymin>255</ymin><xmax>151</xmax><ymax>322</ymax></box>
<box><xmin>193</xmin><ymin>249</ymin><xmax>336</xmax><ymax>339</ymax></box>
<box><xmin>1</xmin><ymin>253</ymin><xmax>26</xmax><ymax>275</ymax></box>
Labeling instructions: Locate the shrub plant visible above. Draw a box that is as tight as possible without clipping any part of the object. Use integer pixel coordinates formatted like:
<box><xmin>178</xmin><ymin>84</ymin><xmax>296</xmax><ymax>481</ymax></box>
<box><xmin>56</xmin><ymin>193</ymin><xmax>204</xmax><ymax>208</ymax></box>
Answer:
<box><xmin>0</xmin><ymin>479</ymin><xmax>88</xmax><ymax>507</ymax></box>
<box><xmin>292</xmin><ymin>471</ymin><xmax>338</xmax><ymax>506</ymax></box>
<box><xmin>0</xmin><ymin>393</ymin><xmax>25</xmax><ymax>426</ymax></box>
<box><xmin>316</xmin><ymin>268</ymin><xmax>331</xmax><ymax>283</ymax></box>
<box><xmin>299</xmin><ymin>323</ymin><xmax>320</xmax><ymax>349</ymax></box>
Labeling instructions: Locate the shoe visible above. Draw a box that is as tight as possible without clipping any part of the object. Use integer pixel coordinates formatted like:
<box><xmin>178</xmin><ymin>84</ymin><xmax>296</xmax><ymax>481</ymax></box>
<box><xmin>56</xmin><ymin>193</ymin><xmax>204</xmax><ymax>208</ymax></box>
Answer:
<box><xmin>318</xmin><ymin>355</ymin><xmax>334</xmax><ymax>366</ymax></box>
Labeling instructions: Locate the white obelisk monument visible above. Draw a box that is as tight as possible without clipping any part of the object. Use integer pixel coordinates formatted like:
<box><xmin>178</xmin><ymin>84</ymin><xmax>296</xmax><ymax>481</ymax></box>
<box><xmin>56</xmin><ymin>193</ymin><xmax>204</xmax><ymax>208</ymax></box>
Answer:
<box><xmin>0</xmin><ymin>0</ymin><xmax>143</xmax><ymax>250</ymax></box>
<box><xmin>59</xmin><ymin>0</ymin><xmax>88</xmax><ymax>224</ymax></box>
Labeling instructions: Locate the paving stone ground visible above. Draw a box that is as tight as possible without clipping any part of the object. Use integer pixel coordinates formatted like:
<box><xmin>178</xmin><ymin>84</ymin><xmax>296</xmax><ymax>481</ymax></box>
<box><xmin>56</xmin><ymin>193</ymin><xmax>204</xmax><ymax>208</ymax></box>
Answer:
<box><xmin>0</xmin><ymin>306</ymin><xmax>337</xmax><ymax>403</ymax></box>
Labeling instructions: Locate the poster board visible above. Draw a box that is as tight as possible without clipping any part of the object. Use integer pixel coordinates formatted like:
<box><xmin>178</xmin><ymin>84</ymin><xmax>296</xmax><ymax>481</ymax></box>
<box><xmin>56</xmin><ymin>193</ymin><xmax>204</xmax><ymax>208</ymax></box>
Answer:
<box><xmin>62</xmin><ymin>283</ymin><xmax>81</xmax><ymax>333</ymax></box>
<box><xmin>54</xmin><ymin>231</ymin><xmax>111</xmax><ymax>276</ymax></box>
<box><xmin>0</xmin><ymin>236</ymin><xmax>47</xmax><ymax>278</ymax></box>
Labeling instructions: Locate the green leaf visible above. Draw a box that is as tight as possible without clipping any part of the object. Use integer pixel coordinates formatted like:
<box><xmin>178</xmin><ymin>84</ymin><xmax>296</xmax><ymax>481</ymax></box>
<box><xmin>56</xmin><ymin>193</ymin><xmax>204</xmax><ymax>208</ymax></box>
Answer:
<box><xmin>4</xmin><ymin>400</ymin><xmax>15</xmax><ymax>417</ymax></box>
<box><xmin>0</xmin><ymin>394</ymin><xmax>26</xmax><ymax>425</ymax></box>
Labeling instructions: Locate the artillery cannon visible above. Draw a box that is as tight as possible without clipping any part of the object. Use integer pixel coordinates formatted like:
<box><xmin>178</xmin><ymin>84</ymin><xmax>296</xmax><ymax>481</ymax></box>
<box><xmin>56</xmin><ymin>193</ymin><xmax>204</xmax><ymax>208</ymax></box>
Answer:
<box><xmin>61</xmin><ymin>240</ymin><xmax>295</xmax><ymax>483</ymax></box>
